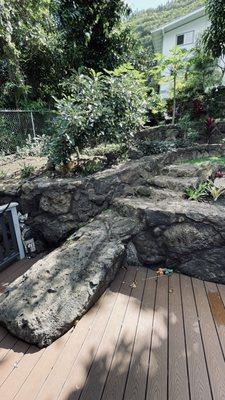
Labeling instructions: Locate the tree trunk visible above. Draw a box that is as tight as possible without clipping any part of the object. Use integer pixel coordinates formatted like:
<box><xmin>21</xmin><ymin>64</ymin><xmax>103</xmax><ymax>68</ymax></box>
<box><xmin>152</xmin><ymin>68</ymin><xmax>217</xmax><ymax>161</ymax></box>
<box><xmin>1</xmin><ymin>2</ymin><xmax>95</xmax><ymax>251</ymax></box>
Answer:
<box><xmin>172</xmin><ymin>73</ymin><xmax>177</xmax><ymax>125</ymax></box>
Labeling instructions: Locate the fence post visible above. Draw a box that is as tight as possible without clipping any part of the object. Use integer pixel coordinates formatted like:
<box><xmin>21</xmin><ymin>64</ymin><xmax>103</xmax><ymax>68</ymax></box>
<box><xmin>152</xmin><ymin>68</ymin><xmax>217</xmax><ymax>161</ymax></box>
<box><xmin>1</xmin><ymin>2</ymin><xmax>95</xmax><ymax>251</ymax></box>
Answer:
<box><xmin>30</xmin><ymin>111</ymin><xmax>36</xmax><ymax>138</ymax></box>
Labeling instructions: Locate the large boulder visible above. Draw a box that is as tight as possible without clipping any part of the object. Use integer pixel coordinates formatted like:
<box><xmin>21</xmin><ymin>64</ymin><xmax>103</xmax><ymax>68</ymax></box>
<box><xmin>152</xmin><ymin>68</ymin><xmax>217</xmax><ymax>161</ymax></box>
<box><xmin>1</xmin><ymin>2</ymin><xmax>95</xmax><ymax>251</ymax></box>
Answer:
<box><xmin>0</xmin><ymin>211</ymin><xmax>142</xmax><ymax>347</ymax></box>
<box><xmin>114</xmin><ymin>197</ymin><xmax>225</xmax><ymax>283</ymax></box>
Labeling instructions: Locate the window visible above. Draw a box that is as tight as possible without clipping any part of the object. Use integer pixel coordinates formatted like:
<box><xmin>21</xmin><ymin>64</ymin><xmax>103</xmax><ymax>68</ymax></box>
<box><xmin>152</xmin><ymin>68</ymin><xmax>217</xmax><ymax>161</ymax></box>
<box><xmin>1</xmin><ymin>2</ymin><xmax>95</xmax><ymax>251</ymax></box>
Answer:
<box><xmin>177</xmin><ymin>31</ymin><xmax>194</xmax><ymax>46</ymax></box>
<box><xmin>177</xmin><ymin>34</ymin><xmax>184</xmax><ymax>45</ymax></box>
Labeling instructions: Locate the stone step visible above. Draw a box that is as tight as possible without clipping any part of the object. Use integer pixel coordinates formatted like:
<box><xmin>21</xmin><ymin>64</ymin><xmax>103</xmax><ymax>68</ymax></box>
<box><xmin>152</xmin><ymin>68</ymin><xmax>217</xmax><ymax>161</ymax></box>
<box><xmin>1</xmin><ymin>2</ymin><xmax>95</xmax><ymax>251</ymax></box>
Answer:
<box><xmin>162</xmin><ymin>161</ymin><xmax>220</xmax><ymax>178</ymax></box>
<box><xmin>147</xmin><ymin>175</ymin><xmax>198</xmax><ymax>192</ymax></box>
<box><xmin>114</xmin><ymin>196</ymin><xmax>225</xmax><ymax>225</ymax></box>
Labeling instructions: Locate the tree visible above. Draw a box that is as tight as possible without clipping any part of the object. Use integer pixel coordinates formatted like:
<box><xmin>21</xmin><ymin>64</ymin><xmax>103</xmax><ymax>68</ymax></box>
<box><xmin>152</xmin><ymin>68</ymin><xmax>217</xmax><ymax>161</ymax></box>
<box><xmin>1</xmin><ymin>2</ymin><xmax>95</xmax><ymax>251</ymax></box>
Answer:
<box><xmin>181</xmin><ymin>43</ymin><xmax>222</xmax><ymax>99</ymax></box>
<box><xmin>57</xmin><ymin>0</ymin><xmax>134</xmax><ymax>71</ymax></box>
<box><xmin>151</xmin><ymin>47</ymin><xmax>190</xmax><ymax>124</ymax></box>
<box><xmin>203</xmin><ymin>0</ymin><xmax>225</xmax><ymax>59</ymax></box>
<box><xmin>48</xmin><ymin>65</ymin><xmax>148</xmax><ymax>166</ymax></box>
<box><xmin>0</xmin><ymin>0</ymin><xmax>59</xmax><ymax>108</ymax></box>
<box><xmin>0</xmin><ymin>1</ymin><xmax>135</xmax><ymax>109</ymax></box>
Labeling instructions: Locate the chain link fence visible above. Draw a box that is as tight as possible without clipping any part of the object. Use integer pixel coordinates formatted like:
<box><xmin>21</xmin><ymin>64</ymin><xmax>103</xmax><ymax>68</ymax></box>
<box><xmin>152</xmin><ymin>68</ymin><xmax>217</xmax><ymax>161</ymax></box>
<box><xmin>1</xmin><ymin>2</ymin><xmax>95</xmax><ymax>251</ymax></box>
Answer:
<box><xmin>0</xmin><ymin>110</ymin><xmax>55</xmax><ymax>154</ymax></box>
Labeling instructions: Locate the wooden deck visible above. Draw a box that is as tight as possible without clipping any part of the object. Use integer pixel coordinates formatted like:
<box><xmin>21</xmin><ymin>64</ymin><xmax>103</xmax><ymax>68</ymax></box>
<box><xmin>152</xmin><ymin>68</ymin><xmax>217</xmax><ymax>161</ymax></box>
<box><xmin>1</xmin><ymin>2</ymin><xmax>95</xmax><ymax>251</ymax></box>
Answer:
<box><xmin>1</xmin><ymin>263</ymin><xmax>225</xmax><ymax>400</ymax></box>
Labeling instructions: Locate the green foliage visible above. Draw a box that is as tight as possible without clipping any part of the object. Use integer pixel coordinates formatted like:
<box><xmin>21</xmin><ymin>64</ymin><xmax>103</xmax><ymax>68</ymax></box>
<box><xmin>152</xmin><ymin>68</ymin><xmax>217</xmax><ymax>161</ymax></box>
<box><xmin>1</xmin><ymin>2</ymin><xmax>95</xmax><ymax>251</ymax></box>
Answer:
<box><xmin>81</xmin><ymin>159</ymin><xmax>103</xmax><ymax>176</ymax></box>
<box><xmin>183</xmin><ymin>156</ymin><xmax>225</xmax><ymax>165</ymax></box>
<box><xmin>83</xmin><ymin>143</ymin><xmax>127</xmax><ymax>158</ymax></box>
<box><xmin>0</xmin><ymin>116</ymin><xmax>26</xmax><ymax>154</ymax></box>
<box><xmin>208</xmin><ymin>185</ymin><xmax>225</xmax><ymax>201</ymax></box>
<box><xmin>185</xmin><ymin>181</ymin><xmax>213</xmax><ymax>201</ymax></box>
<box><xmin>151</xmin><ymin>48</ymin><xmax>190</xmax><ymax>124</ymax></box>
<box><xmin>129</xmin><ymin>0</ymin><xmax>204</xmax><ymax>50</ymax></box>
<box><xmin>186</xmin><ymin>179</ymin><xmax>225</xmax><ymax>202</ymax></box>
<box><xmin>148</xmin><ymin>89</ymin><xmax>166</xmax><ymax>117</ymax></box>
<box><xmin>204</xmin><ymin>0</ymin><xmax>225</xmax><ymax>59</ymax></box>
<box><xmin>140</xmin><ymin>140</ymin><xmax>177</xmax><ymax>155</ymax></box>
<box><xmin>58</xmin><ymin>0</ymin><xmax>134</xmax><ymax>71</ymax></box>
<box><xmin>20</xmin><ymin>164</ymin><xmax>35</xmax><ymax>179</ymax></box>
<box><xmin>0</xmin><ymin>170</ymin><xmax>6</xmax><ymax>180</ymax></box>
<box><xmin>48</xmin><ymin>66</ymin><xmax>148</xmax><ymax>166</ymax></box>
<box><xmin>177</xmin><ymin>43</ymin><xmax>222</xmax><ymax>104</ymax></box>
<box><xmin>0</xmin><ymin>1</ymin><xmax>135</xmax><ymax>108</ymax></box>
<box><xmin>16</xmin><ymin>135</ymin><xmax>48</xmax><ymax>158</ymax></box>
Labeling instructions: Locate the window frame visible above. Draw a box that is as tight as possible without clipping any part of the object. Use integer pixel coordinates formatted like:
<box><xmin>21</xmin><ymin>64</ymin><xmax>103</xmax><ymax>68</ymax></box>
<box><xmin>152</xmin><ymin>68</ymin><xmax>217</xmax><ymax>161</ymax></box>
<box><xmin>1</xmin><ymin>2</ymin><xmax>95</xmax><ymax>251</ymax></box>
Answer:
<box><xmin>176</xmin><ymin>30</ymin><xmax>195</xmax><ymax>46</ymax></box>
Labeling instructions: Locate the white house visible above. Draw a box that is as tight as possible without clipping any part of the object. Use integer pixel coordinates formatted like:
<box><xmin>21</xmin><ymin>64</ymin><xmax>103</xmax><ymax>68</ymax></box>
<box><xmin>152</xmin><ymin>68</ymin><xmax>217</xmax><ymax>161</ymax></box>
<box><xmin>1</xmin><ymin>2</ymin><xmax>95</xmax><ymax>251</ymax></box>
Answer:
<box><xmin>151</xmin><ymin>7</ymin><xmax>210</xmax><ymax>96</ymax></box>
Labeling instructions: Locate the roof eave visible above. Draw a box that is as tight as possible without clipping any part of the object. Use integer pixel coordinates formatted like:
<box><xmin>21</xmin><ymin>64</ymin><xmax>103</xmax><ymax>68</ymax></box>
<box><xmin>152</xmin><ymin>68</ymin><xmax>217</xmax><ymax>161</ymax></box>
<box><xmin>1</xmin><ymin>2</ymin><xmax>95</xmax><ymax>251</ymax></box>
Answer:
<box><xmin>151</xmin><ymin>6</ymin><xmax>206</xmax><ymax>36</ymax></box>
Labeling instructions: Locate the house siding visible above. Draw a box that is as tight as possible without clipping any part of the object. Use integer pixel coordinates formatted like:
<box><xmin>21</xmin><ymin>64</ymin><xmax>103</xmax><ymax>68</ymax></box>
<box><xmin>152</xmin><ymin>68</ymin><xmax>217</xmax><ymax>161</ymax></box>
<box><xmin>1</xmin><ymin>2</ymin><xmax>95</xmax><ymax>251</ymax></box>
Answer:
<box><xmin>160</xmin><ymin>14</ymin><xmax>210</xmax><ymax>97</ymax></box>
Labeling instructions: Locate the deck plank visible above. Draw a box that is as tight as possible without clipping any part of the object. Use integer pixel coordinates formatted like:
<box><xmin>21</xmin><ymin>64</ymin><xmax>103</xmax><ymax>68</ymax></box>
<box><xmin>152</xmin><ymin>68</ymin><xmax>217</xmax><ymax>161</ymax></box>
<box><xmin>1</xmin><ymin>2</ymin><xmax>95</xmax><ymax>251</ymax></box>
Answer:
<box><xmin>58</xmin><ymin>266</ymin><xmax>139</xmax><ymax>400</ymax></box>
<box><xmin>78</xmin><ymin>268</ymin><xmax>146</xmax><ymax>400</ymax></box>
<box><xmin>193</xmin><ymin>278</ymin><xmax>225</xmax><ymax>400</ymax></box>
<box><xmin>0</xmin><ymin>345</ymin><xmax>44</xmax><ymax>400</ymax></box>
<box><xmin>205</xmin><ymin>281</ymin><xmax>225</xmax><ymax>358</ymax></box>
<box><xmin>35</xmin><ymin>268</ymin><xmax>128</xmax><ymax>400</ymax></box>
<box><xmin>0</xmin><ymin>340</ymin><xmax>29</xmax><ymax>386</ymax></box>
<box><xmin>124</xmin><ymin>269</ymin><xmax>157</xmax><ymax>400</ymax></box>
<box><xmin>168</xmin><ymin>273</ymin><xmax>190</xmax><ymax>400</ymax></box>
<box><xmin>100</xmin><ymin>267</ymin><xmax>147</xmax><ymax>400</ymax></box>
<box><xmin>146</xmin><ymin>275</ymin><xmax>168</xmax><ymax>400</ymax></box>
<box><xmin>14</xmin><ymin>331</ymin><xmax>71</xmax><ymax>400</ymax></box>
<box><xmin>0</xmin><ymin>334</ymin><xmax>18</xmax><ymax>361</ymax></box>
<box><xmin>181</xmin><ymin>275</ymin><xmax>212</xmax><ymax>400</ymax></box>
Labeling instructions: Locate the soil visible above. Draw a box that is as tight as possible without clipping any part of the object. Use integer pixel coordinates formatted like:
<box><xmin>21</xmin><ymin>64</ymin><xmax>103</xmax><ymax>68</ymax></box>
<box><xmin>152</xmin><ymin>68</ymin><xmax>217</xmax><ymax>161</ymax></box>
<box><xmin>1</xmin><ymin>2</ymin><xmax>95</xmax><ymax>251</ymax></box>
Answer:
<box><xmin>0</xmin><ymin>155</ymin><xmax>47</xmax><ymax>188</ymax></box>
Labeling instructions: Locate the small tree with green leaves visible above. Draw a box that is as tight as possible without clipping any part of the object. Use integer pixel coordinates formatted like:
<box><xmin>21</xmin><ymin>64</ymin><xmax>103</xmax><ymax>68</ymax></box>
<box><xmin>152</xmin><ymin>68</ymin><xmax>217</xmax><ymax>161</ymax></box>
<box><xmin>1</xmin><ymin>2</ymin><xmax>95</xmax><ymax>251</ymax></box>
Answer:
<box><xmin>151</xmin><ymin>47</ymin><xmax>190</xmax><ymax>124</ymax></box>
<box><xmin>203</xmin><ymin>0</ymin><xmax>225</xmax><ymax>59</ymax></box>
<box><xmin>48</xmin><ymin>65</ymin><xmax>148</xmax><ymax>167</ymax></box>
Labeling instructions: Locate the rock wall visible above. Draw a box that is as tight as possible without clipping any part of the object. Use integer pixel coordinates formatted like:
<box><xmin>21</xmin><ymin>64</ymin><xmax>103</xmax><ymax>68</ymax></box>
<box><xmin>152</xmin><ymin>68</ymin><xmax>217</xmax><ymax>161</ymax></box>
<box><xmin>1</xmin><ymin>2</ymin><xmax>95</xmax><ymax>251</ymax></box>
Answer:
<box><xmin>1</xmin><ymin>144</ymin><xmax>225</xmax><ymax>246</ymax></box>
<box><xmin>2</xmin><ymin>145</ymin><xmax>225</xmax><ymax>347</ymax></box>
<box><xmin>138</xmin><ymin>124</ymin><xmax>183</xmax><ymax>142</ymax></box>
<box><xmin>114</xmin><ymin>196</ymin><xmax>225</xmax><ymax>284</ymax></box>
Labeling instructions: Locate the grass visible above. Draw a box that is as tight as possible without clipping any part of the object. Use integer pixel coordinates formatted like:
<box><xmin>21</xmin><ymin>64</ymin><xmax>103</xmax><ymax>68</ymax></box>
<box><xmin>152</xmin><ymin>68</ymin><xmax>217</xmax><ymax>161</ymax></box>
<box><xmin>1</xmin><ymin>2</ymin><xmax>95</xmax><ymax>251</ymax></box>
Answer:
<box><xmin>182</xmin><ymin>156</ymin><xmax>225</xmax><ymax>165</ymax></box>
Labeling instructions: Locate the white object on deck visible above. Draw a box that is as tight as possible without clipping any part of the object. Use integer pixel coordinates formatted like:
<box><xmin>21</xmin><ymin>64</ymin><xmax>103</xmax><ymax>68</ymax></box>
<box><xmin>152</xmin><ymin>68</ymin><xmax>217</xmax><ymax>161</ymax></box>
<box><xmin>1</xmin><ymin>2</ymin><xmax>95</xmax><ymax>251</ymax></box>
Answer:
<box><xmin>0</xmin><ymin>202</ymin><xmax>25</xmax><ymax>260</ymax></box>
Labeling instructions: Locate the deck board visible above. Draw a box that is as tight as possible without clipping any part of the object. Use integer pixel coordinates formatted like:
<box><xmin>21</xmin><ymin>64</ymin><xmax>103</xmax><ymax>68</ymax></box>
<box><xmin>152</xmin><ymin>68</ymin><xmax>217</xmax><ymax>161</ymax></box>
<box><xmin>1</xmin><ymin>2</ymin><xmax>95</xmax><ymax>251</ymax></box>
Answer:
<box><xmin>100</xmin><ymin>267</ymin><xmax>147</xmax><ymax>400</ymax></box>
<box><xmin>146</xmin><ymin>275</ymin><xmax>168</xmax><ymax>400</ymax></box>
<box><xmin>168</xmin><ymin>273</ymin><xmax>190</xmax><ymax>400</ymax></box>
<box><xmin>0</xmin><ymin>264</ymin><xmax>225</xmax><ymax>400</ymax></box>
<box><xmin>205</xmin><ymin>281</ymin><xmax>225</xmax><ymax>358</ymax></box>
<box><xmin>78</xmin><ymin>268</ymin><xmax>143</xmax><ymax>400</ymax></box>
<box><xmin>192</xmin><ymin>278</ymin><xmax>225</xmax><ymax>400</ymax></box>
<box><xmin>124</xmin><ymin>269</ymin><xmax>156</xmax><ymax>400</ymax></box>
<box><xmin>181</xmin><ymin>275</ymin><xmax>212</xmax><ymax>400</ymax></box>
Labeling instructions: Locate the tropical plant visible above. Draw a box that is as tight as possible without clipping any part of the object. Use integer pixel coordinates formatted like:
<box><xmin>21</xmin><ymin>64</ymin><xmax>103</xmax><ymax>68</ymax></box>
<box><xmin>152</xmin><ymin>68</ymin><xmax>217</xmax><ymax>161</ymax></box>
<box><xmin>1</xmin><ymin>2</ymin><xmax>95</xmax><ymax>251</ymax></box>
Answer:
<box><xmin>208</xmin><ymin>185</ymin><xmax>225</xmax><ymax>201</ymax></box>
<box><xmin>185</xmin><ymin>178</ymin><xmax>225</xmax><ymax>202</ymax></box>
<box><xmin>203</xmin><ymin>0</ymin><xmax>225</xmax><ymax>60</ymax></box>
<box><xmin>185</xmin><ymin>181</ymin><xmax>213</xmax><ymax>201</ymax></box>
<box><xmin>177</xmin><ymin>43</ymin><xmax>222</xmax><ymax>107</ymax></box>
<box><xmin>151</xmin><ymin>48</ymin><xmax>190</xmax><ymax>124</ymax></box>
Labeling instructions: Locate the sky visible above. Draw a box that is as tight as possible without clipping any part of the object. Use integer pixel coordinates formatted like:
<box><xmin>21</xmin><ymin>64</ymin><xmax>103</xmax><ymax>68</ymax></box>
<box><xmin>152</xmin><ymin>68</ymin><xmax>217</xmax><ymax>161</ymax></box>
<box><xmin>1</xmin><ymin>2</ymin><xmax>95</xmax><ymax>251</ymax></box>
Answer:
<box><xmin>129</xmin><ymin>0</ymin><xmax>169</xmax><ymax>11</ymax></box>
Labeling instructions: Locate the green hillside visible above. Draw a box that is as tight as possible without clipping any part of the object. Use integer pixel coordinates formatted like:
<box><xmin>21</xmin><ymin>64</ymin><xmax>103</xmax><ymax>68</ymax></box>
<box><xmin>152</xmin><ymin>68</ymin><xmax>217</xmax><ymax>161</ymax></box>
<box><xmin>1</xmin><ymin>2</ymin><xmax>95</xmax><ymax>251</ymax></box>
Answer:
<box><xmin>129</xmin><ymin>0</ymin><xmax>205</xmax><ymax>50</ymax></box>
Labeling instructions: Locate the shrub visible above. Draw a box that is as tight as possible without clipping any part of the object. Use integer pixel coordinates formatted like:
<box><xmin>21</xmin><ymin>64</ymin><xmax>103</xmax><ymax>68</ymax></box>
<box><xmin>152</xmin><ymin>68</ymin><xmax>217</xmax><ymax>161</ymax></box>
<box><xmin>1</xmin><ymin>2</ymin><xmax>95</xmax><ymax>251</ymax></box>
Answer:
<box><xmin>140</xmin><ymin>140</ymin><xmax>176</xmax><ymax>155</ymax></box>
<box><xmin>16</xmin><ymin>135</ymin><xmax>48</xmax><ymax>158</ymax></box>
<box><xmin>0</xmin><ymin>116</ymin><xmax>25</xmax><ymax>155</ymax></box>
<box><xmin>20</xmin><ymin>164</ymin><xmax>35</xmax><ymax>179</ymax></box>
<box><xmin>48</xmin><ymin>65</ymin><xmax>148</xmax><ymax>167</ymax></box>
<box><xmin>83</xmin><ymin>143</ymin><xmax>128</xmax><ymax>164</ymax></box>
